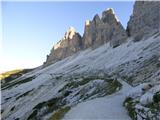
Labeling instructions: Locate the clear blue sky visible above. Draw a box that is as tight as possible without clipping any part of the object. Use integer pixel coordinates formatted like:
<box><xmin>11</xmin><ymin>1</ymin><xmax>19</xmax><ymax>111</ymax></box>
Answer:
<box><xmin>1</xmin><ymin>1</ymin><xmax>134</xmax><ymax>73</ymax></box>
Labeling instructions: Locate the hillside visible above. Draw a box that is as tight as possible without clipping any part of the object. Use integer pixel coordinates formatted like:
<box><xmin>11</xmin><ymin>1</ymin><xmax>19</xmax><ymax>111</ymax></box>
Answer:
<box><xmin>0</xmin><ymin>69</ymin><xmax>33</xmax><ymax>83</ymax></box>
<box><xmin>1</xmin><ymin>32</ymin><xmax>160</xmax><ymax>120</ymax></box>
<box><xmin>1</xmin><ymin>1</ymin><xmax>160</xmax><ymax>120</ymax></box>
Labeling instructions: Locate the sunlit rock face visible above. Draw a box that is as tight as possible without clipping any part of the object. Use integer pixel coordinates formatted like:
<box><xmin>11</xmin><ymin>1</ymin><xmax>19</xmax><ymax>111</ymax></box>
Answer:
<box><xmin>44</xmin><ymin>8</ymin><xmax>128</xmax><ymax>67</ymax></box>
<box><xmin>127</xmin><ymin>1</ymin><xmax>160</xmax><ymax>41</ymax></box>
<box><xmin>83</xmin><ymin>8</ymin><xmax>127</xmax><ymax>48</ymax></box>
<box><xmin>44</xmin><ymin>27</ymin><xmax>82</xmax><ymax>66</ymax></box>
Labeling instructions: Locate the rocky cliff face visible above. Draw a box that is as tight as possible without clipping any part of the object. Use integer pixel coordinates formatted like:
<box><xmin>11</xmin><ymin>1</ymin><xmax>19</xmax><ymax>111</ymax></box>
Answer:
<box><xmin>83</xmin><ymin>8</ymin><xmax>127</xmax><ymax>48</ymax></box>
<box><xmin>44</xmin><ymin>27</ymin><xmax>82</xmax><ymax>66</ymax></box>
<box><xmin>127</xmin><ymin>1</ymin><xmax>160</xmax><ymax>41</ymax></box>
<box><xmin>44</xmin><ymin>1</ymin><xmax>160</xmax><ymax>67</ymax></box>
<box><xmin>44</xmin><ymin>8</ymin><xmax>127</xmax><ymax>66</ymax></box>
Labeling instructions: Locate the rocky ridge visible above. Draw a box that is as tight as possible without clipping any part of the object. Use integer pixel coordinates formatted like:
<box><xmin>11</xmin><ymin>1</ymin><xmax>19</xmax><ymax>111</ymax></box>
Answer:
<box><xmin>83</xmin><ymin>8</ymin><xmax>127</xmax><ymax>49</ymax></box>
<box><xmin>44</xmin><ymin>1</ymin><xmax>160</xmax><ymax>67</ymax></box>
<box><xmin>44</xmin><ymin>27</ymin><xmax>82</xmax><ymax>67</ymax></box>
<box><xmin>1</xmin><ymin>1</ymin><xmax>160</xmax><ymax>120</ymax></box>
<box><xmin>44</xmin><ymin>8</ymin><xmax>127</xmax><ymax>66</ymax></box>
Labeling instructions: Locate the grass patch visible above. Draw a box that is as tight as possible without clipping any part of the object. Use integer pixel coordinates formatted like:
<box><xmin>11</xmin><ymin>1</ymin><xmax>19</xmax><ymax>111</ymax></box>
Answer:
<box><xmin>27</xmin><ymin>73</ymin><xmax>121</xmax><ymax>119</ymax></box>
<box><xmin>59</xmin><ymin>74</ymin><xmax>117</xmax><ymax>92</ymax></box>
<box><xmin>0</xmin><ymin>69</ymin><xmax>24</xmax><ymax>80</ymax></box>
<box><xmin>153</xmin><ymin>92</ymin><xmax>160</xmax><ymax>103</ymax></box>
<box><xmin>123</xmin><ymin>97</ymin><xmax>137</xmax><ymax>120</ymax></box>
<box><xmin>58</xmin><ymin>74</ymin><xmax>122</xmax><ymax>102</ymax></box>
<box><xmin>49</xmin><ymin>106</ymin><xmax>70</xmax><ymax>120</ymax></box>
<box><xmin>27</xmin><ymin>97</ymin><xmax>65</xmax><ymax>120</ymax></box>
<box><xmin>124</xmin><ymin>93</ymin><xmax>160</xmax><ymax>120</ymax></box>
<box><xmin>107</xmin><ymin>79</ymin><xmax>122</xmax><ymax>95</ymax></box>
<box><xmin>2</xmin><ymin>76</ymin><xmax>35</xmax><ymax>90</ymax></box>
<box><xmin>0</xmin><ymin>69</ymin><xmax>33</xmax><ymax>81</ymax></box>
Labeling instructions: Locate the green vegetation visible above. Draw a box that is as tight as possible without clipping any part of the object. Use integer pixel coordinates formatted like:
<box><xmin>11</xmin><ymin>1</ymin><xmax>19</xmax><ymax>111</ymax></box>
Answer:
<box><xmin>59</xmin><ymin>74</ymin><xmax>121</xmax><ymax>91</ymax></box>
<box><xmin>123</xmin><ymin>97</ymin><xmax>137</xmax><ymax>120</ymax></box>
<box><xmin>107</xmin><ymin>79</ymin><xmax>122</xmax><ymax>95</ymax></box>
<box><xmin>49</xmin><ymin>107</ymin><xmax>70</xmax><ymax>120</ymax></box>
<box><xmin>59</xmin><ymin>74</ymin><xmax>122</xmax><ymax>102</ymax></box>
<box><xmin>27</xmin><ymin>97</ymin><xmax>64</xmax><ymax>120</ymax></box>
<box><xmin>0</xmin><ymin>69</ymin><xmax>33</xmax><ymax>83</ymax></box>
<box><xmin>27</xmin><ymin>73</ymin><xmax>121</xmax><ymax>120</ymax></box>
<box><xmin>153</xmin><ymin>92</ymin><xmax>160</xmax><ymax>103</ymax></box>
<box><xmin>124</xmin><ymin>92</ymin><xmax>160</xmax><ymax>120</ymax></box>
<box><xmin>0</xmin><ymin>69</ymin><xmax>23</xmax><ymax>80</ymax></box>
<box><xmin>2</xmin><ymin>76</ymin><xmax>35</xmax><ymax>90</ymax></box>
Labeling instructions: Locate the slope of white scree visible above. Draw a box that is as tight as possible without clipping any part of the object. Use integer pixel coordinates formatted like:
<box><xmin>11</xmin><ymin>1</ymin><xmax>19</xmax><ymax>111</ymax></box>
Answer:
<box><xmin>1</xmin><ymin>33</ymin><xmax>160</xmax><ymax>120</ymax></box>
<box><xmin>33</xmin><ymin>34</ymin><xmax>159</xmax><ymax>76</ymax></box>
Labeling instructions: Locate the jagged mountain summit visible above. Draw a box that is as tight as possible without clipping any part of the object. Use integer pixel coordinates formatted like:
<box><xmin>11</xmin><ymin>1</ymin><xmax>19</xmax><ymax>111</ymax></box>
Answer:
<box><xmin>44</xmin><ymin>27</ymin><xmax>82</xmax><ymax>67</ymax></box>
<box><xmin>83</xmin><ymin>8</ymin><xmax>127</xmax><ymax>49</ymax></box>
<box><xmin>1</xmin><ymin>1</ymin><xmax>160</xmax><ymax>120</ymax></box>
<box><xmin>44</xmin><ymin>1</ymin><xmax>160</xmax><ymax>67</ymax></box>
<box><xmin>44</xmin><ymin>8</ymin><xmax>127</xmax><ymax>67</ymax></box>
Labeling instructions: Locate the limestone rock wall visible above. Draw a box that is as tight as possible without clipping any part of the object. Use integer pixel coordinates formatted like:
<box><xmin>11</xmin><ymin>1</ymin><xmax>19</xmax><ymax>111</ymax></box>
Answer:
<box><xmin>44</xmin><ymin>1</ymin><xmax>160</xmax><ymax>67</ymax></box>
<box><xmin>44</xmin><ymin>27</ymin><xmax>82</xmax><ymax>66</ymax></box>
<box><xmin>83</xmin><ymin>8</ymin><xmax>127</xmax><ymax>48</ymax></box>
<box><xmin>127</xmin><ymin>1</ymin><xmax>160</xmax><ymax>41</ymax></box>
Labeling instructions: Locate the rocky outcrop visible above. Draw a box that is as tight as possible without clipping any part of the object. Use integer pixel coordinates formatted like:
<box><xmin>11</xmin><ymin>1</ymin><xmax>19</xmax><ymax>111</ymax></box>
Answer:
<box><xmin>44</xmin><ymin>1</ymin><xmax>160</xmax><ymax>67</ymax></box>
<box><xmin>44</xmin><ymin>8</ymin><xmax>127</xmax><ymax>67</ymax></box>
<box><xmin>102</xmin><ymin>9</ymin><xmax>128</xmax><ymax>47</ymax></box>
<box><xmin>127</xmin><ymin>1</ymin><xmax>160</xmax><ymax>41</ymax></box>
<box><xmin>45</xmin><ymin>1</ymin><xmax>160</xmax><ymax>67</ymax></box>
<box><xmin>44</xmin><ymin>27</ymin><xmax>82</xmax><ymax>66</ymax></box>
<box><xmin>43</xmin><ymin>1</ymin><xmax>160</xmax><ymax>67</ymax></box>
<box><xmin>83</xmin><ymin>8</ymin><xmax>127</xmax><ymax>48</ymax></box>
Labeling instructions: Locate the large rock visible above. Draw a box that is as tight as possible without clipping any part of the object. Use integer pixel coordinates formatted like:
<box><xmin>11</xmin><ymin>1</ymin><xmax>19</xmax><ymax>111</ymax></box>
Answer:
<box><xmin>44</xmin><ymin>27</ymin><xmax>82</xmax><ymax>66</ymax></box>
<box><xmin>127</xmin><ymin>1</ymin><xmax>160</xmax><ymax>41</ymax></box>
<box><xmin>83</xmin><ymin>8</ymin><xmax>127</xmax><ymax>48</ymax></box>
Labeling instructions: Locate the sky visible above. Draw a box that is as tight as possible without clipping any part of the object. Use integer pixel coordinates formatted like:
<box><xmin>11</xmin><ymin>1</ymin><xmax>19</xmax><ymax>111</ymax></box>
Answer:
<box><xmin>1</xmin><ymin>1</ymin><xmax>134</xmax><ymax>73</ymax></box>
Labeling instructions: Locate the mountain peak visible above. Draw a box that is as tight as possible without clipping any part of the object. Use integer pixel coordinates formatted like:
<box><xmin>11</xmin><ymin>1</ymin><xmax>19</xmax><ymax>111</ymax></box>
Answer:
<box><xmin>44</xmin><ymin>26</ymin><xmax>82</xmax><ymax>66</ymax></box>
<box><xmin>106</xmin><ymin>8</ymin><xmax>114</xmax><ymax>14</ymax></box>
<box><xmin>85</xmin><ymin>20</ymin><xmax>91</xmax><ymax>26</ymax></box>
<box><xmin>102</xmin><ymin>8</ymin><xmax>119</xmax><ymax>23</ymax></box>
<box><xmin>83</xmin><ymin>7</ymin><xmax>127</xmax><ymax>48</ymax></box>
<box><xmin>64</xmin><ymin>26</ymin><xmax>76</xmax><ymax>39</ymax></box>
<box><xmin>93</xmin><ymin>14</ymin><xmax>100</xmax><ymax>21</ymax></box>
<box><xmin>44</xmin><ymin>1</ymin><xmax>160</xmax><ymax>67</ymax></box>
